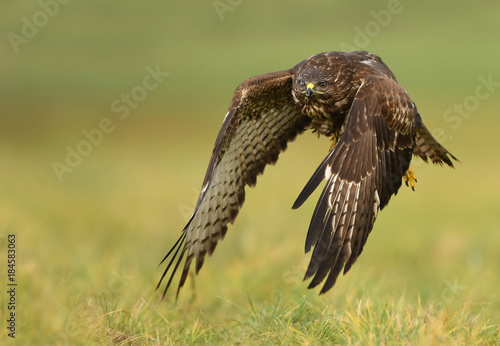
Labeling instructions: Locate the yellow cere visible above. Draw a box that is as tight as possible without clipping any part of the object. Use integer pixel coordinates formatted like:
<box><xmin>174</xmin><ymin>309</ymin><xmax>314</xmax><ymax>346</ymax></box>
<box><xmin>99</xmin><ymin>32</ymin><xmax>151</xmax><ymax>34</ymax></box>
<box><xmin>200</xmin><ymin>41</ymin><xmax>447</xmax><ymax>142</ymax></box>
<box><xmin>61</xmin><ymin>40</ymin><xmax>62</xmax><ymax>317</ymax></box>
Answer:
<box><xmin>306</xmin><ymin>83</ymin><xmax>315</xmax><ymax>90</ymax></box>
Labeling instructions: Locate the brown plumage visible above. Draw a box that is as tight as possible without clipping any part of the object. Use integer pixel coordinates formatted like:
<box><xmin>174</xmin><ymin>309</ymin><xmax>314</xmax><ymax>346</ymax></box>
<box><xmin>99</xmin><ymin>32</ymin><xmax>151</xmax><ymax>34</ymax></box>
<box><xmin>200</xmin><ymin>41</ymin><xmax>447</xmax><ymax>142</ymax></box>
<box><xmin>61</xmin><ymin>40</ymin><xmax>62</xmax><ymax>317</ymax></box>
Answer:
<box><xmin>157</xmin><ymin>51</ymin><xmax>457</xmax><ymax>298</ymax></box>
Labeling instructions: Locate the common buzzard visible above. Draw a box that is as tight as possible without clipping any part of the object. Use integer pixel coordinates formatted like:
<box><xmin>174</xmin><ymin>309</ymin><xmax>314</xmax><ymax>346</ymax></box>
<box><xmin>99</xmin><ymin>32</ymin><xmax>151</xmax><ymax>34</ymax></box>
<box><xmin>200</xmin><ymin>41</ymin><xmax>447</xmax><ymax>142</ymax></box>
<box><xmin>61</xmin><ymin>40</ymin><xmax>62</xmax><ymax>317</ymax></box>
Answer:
<box><xmin>158</xmin><ymin>51</ymin><xmax>457</xmax><ymax>298</ymax></box>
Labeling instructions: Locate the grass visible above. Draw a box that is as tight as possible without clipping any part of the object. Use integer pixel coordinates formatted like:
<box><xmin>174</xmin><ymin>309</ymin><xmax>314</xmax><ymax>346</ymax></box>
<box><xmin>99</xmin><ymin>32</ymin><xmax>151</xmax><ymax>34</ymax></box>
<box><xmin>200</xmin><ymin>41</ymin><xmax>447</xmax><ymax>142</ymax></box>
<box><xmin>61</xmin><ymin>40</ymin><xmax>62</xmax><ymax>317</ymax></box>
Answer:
<box><xmin>53</xmin><ymin>290</ymin><xmax>499</xmax><ymax>344</ymax></box>
<box><xmin>2</xmin><ymin>1</ymin><xmax>500</xmax><ymax>344</ymax></box>
<box><xmin>2</xmin><ymin>110</ymin><xmax>499</xmax><ymax>344</ymax></box>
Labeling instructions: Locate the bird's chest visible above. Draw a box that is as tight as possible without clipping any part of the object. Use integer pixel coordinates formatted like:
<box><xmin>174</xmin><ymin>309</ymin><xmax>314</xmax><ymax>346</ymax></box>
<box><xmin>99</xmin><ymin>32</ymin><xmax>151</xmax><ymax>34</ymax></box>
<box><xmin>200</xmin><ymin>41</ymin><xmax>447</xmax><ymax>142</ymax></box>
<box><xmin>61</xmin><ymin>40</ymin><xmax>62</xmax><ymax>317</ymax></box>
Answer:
<box><xmin>299</xmin><ymin>97</ymin><xmax>351</xmax><ymax>138</ymax></box>
<box><xmin>310</xmin><ymin>112</ymin><xmax>347</xmax><ymax>139</ymax></box>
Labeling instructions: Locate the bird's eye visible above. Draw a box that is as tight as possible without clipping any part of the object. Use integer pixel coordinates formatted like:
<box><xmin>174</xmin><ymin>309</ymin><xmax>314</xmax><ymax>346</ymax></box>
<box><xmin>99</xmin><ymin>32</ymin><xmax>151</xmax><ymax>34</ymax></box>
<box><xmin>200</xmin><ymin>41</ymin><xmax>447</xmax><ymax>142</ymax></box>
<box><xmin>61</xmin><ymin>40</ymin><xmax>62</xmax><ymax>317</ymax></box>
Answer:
<box><xmin>299</xmin><ymin>79</ymin><xmax>305</xmax><ymax>88</ymax></box>
<box><xmin>318</xmin><ymin>80</ymin><xmax>328</xmax><ymax>88</ymax></box>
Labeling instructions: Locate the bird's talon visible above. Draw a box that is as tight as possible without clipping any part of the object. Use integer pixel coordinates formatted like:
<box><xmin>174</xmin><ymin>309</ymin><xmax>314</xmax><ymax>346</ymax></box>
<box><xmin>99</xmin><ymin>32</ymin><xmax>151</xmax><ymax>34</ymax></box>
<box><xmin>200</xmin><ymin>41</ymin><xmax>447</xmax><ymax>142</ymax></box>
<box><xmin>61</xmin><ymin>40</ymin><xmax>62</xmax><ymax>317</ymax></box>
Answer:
<box><xmin>404</xmin><ymin>167</ymin><xmax>417</xmax><ymax>191</ymax></box>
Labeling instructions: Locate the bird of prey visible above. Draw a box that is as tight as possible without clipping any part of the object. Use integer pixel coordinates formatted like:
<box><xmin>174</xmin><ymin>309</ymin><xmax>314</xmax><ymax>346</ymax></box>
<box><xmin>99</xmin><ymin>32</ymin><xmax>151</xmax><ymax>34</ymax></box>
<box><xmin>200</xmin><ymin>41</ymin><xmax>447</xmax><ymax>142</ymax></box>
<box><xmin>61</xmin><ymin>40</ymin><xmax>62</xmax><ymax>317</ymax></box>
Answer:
<box><xmin>157</xmin><ymin>51</ymin><xmax>457</xmax><ymax>298</ymax></box>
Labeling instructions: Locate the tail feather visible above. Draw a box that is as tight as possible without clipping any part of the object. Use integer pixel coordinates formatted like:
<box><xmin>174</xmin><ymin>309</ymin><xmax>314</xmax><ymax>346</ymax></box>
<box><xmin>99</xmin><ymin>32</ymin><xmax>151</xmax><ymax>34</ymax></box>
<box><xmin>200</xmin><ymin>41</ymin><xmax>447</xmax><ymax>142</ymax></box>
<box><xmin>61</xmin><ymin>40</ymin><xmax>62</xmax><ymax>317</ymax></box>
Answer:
<box><xmin>413</xmin><ymin>115</ymin><xmax>458</xmax><ymax>167</ymax></box>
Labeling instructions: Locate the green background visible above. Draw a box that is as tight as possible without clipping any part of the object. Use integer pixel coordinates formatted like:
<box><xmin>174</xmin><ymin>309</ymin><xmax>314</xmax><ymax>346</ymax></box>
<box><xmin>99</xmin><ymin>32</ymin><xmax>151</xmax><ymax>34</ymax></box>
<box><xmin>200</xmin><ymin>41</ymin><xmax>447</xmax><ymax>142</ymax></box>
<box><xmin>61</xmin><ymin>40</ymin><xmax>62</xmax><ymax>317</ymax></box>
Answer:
<box><xmin>1</xmin><ymin>0</ymin><xmax>499</xmax><ymax>343</ymax></box>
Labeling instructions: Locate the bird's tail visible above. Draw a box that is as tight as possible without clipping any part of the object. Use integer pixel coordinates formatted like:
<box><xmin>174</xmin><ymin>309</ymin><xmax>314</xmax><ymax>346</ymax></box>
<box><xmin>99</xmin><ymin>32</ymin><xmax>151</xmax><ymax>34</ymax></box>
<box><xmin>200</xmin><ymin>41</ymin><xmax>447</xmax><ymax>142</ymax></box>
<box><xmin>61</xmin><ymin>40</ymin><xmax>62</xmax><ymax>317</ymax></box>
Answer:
<box><xmin>412</xmin><ymin>113</ymin><xmax>458</xmax><ymax>167</ymax></box>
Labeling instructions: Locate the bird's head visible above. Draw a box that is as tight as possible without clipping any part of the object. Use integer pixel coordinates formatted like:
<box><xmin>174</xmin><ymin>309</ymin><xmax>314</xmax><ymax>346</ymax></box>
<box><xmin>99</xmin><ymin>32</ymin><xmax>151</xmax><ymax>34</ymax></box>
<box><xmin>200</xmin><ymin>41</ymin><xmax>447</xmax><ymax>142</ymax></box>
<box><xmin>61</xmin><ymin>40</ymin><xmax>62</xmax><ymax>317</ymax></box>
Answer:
<box><xmin>295</xmin><ymin>71</ymin><xmax>332</xmax><ymax>100</ymax></box>
<box><xmin>292</xmin><ymin>68</ymin><xmax>335</xmax><ymax>118</ymax></box>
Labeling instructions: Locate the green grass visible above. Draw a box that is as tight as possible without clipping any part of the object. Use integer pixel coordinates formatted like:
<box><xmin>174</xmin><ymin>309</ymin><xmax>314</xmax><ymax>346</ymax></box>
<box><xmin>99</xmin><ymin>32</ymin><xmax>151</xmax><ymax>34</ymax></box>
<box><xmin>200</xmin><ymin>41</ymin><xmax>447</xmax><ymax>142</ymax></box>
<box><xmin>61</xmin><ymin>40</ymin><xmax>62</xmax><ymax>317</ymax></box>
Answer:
<box><xmin>53</xmin><ymin>291</ymin><xmax>499</xmax><ymax>344</ymax></box>
<box><xmin>2</xmin><ymin>1</ymin><xmax>500</xmax><ymax>344</ymax></box>
<box><xmin>2</xmin><ymin>110</ymin><xmax>499</xmax><ymax>344</ymax></box>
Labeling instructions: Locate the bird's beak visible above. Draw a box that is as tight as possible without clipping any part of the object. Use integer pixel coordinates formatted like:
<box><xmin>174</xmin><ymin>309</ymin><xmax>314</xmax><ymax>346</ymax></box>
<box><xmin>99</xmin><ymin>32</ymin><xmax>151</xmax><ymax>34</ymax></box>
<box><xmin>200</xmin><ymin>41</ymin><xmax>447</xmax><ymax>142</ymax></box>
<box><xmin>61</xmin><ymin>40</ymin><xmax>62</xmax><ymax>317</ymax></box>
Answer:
<box><xmin>306</xmin><ymin>83</ymin><xmax>315</xmax><ymax>99</ymax></box>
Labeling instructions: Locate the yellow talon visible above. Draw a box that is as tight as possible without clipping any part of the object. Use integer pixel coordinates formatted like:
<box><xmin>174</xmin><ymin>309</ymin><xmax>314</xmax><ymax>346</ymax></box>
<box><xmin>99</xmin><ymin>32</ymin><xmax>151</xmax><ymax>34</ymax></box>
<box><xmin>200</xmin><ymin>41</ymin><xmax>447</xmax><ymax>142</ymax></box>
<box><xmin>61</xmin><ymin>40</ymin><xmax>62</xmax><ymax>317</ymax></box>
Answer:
<box><xmin>404</xmin><ymin>166</ymin><xmax>418</xmax><ymax>191</ymax></box>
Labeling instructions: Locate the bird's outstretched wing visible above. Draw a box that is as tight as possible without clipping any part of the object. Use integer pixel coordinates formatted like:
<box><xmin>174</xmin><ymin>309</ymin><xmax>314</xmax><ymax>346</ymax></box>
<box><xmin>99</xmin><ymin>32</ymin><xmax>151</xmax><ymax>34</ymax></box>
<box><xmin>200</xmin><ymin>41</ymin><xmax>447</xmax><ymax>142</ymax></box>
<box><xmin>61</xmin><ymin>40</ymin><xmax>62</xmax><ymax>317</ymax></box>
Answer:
<box><xmin>292</xmin><ymin>75</ymin><xmax>415</xmax><ymax>294</ymax></box>
<box><xmin>158</xmin><ymin>70</ymin><xmax>311</xmax><ymax>298</ymax></box>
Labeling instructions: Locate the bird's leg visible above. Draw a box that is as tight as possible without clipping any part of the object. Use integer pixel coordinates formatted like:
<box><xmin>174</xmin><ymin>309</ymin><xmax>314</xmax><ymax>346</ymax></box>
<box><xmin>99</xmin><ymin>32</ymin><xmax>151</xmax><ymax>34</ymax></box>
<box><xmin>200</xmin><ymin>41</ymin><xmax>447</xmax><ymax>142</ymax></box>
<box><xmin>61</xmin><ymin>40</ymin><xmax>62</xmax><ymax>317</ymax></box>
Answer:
<box><xmin>404</xmin><ymin>166</ymin><xmax>417</xmax><ymax>191</ymax></box>
<box><xmin>329</xmin><ymin>136</ymin><xmax>339</xmax><ymax>151</ymax></box>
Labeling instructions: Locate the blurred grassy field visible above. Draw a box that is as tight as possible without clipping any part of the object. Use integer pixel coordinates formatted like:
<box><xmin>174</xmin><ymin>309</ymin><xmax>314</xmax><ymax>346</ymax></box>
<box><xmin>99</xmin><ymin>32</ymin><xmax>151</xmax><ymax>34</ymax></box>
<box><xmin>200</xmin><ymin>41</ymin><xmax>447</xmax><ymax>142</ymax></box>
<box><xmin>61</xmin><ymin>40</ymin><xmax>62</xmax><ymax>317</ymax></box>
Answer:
<box><xmin>1</xmin><ymin>1</ymin><xmax>500</xmax><ymax>344</ymax></box>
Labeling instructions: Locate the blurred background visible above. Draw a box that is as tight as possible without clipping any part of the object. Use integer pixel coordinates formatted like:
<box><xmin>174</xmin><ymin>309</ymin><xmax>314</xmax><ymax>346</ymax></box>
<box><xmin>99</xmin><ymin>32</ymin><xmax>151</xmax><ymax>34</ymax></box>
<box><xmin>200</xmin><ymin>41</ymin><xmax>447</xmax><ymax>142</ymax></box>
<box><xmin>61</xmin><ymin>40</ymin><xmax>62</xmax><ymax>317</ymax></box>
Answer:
<box><xmin>1</xmin><ymin>0</ymin><xmax>499</xmax><ymax>341</ymax></box>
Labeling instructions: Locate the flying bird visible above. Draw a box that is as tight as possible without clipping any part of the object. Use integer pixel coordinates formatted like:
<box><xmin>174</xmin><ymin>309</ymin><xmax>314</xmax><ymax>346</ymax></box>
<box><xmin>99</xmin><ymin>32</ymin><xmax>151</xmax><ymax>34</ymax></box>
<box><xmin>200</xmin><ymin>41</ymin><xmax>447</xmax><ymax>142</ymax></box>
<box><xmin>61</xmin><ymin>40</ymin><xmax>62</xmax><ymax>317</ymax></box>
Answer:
<box><xmin>157</xmin><ymin>51</ymin><xmax>457</xmax><ymax>298</ymax></box>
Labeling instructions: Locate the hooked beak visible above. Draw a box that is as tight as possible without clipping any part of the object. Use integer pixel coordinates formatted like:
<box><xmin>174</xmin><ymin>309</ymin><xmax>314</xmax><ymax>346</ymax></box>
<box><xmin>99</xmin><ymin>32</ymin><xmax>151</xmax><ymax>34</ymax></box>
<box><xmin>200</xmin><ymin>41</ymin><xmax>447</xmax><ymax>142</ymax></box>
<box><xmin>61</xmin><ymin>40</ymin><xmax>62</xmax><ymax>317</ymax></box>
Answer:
<box><xmin>306</xmin><ymin>83</ymin><xmax>315</xmax><ymax>99</ymax></box>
